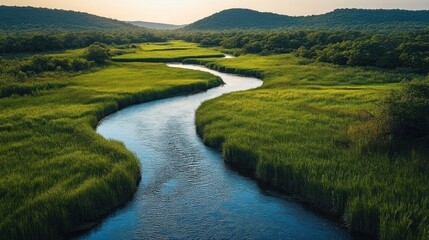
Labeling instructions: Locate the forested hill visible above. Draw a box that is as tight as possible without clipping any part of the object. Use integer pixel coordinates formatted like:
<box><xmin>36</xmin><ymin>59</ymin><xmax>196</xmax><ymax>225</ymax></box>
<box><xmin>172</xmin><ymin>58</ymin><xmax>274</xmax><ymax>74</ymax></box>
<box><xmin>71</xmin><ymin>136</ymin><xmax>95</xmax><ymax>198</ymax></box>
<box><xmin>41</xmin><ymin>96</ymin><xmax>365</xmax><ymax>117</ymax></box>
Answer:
<box><xmin>185</xmin><ymin>9</ymin><xmax>294</xmax><ymax>30</ymax></box>
<box><xmin>185</xmin><ymin>8</ymin><xmax>429</xmax><ymax>31</ymax></box>
<box><xmin>0</xmin><ymin>6</ymin><xmax>135</xmax><ymax>31</ymax></box>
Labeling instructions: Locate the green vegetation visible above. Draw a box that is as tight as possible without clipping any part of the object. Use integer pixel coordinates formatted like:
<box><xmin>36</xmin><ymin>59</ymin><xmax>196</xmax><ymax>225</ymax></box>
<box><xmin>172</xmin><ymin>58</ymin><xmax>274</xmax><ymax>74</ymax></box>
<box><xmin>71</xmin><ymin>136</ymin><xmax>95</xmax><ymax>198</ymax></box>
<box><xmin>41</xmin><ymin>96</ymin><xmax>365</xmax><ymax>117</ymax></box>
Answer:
<box><xmin>113</xmin><ymin>41</ymin><xmax>225</xmax><ymax>62</ymax></box>
<box><xmin>185</xmin><ymin>8</ymin><xmax>429</xmax><ymax>31</ymax></box>
<box><xmin>0</xmin><ymin>6</ymin><xmax>134</xmax><ymax>31</ymax></box>
<box><xmin>0</xmin><ymin>30</ymin><xmax>166</xmax><ymax>54</ymax></box>
<box><xmin>193</xmin><ymin>54</ymin><xmax>429</xmax><ymax>239</ymax></box>
<box><xmin>84</xmin><ymin>43</ymin><xmax>111</xmax><ymax>64</ymax></box>
<box><xmin>1</xmin><ymin>11</ymin><xmax>428</xmax><ymax>238</ymax></box>
<box><xmin>0</xmin><ymin>43</ymin><xmax>133</xmax><ymax>98</ymax></box>
<box><xmin>0</xmin><ymin>42</ymin><xmax>223</xmax><ymax>239</ymax></box>
<box><xmin>385</xmin><ymin>80</ymin><xmax>429</xmax><ymax>138</ymax></box>
<box><xmin>178</xmin><ymin>31</ymin><xmax>429</xmax><ymax>73</ymax></box>
<box><xmin>3</xmin><ymin>6</ymin><xmax>429</xmax><ymax>33</ymax></box>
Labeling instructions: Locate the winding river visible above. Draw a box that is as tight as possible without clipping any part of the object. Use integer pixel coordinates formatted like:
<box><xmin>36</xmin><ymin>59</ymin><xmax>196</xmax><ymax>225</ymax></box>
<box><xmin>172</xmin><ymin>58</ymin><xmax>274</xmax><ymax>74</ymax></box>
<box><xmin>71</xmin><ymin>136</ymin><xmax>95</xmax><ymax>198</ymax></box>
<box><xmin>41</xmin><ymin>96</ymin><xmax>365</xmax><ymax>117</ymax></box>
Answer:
<box><xmin>79</xmin><ymin>63</ymin><xmax>351</xmax><ymax>239</ymax></box>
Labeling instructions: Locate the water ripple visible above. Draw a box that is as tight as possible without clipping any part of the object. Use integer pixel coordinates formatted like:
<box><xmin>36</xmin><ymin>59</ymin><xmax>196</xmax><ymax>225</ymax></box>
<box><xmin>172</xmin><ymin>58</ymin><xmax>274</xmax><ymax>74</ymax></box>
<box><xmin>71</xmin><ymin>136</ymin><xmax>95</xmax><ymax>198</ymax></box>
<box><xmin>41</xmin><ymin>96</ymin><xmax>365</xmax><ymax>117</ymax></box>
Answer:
<box><xmin>80</xmin><ymin>64</ymin><xmax>350</xmax><ymax>240</ymax></box>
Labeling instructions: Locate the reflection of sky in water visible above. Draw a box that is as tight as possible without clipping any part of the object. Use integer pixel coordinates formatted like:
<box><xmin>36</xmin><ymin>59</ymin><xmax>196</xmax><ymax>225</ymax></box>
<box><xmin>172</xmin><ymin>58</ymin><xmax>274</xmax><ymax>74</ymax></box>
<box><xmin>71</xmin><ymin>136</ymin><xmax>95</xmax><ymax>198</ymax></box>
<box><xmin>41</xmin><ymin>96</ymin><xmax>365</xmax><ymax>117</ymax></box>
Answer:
<box><xmin>79</xmin><ymin>64</ymin><xmax>350</xmax><ymax>240</ymax></box>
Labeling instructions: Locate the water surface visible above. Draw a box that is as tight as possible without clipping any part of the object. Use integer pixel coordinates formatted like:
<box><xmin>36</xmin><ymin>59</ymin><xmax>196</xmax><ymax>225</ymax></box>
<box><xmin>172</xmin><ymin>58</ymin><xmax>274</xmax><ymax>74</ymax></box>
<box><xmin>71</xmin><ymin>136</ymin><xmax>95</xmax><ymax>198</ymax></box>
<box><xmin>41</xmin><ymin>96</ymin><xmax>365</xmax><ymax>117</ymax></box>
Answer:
<box><xmin>81</xmin><ymin>63</ymin><xmax>351</xmax><ymax>239</ymax></box>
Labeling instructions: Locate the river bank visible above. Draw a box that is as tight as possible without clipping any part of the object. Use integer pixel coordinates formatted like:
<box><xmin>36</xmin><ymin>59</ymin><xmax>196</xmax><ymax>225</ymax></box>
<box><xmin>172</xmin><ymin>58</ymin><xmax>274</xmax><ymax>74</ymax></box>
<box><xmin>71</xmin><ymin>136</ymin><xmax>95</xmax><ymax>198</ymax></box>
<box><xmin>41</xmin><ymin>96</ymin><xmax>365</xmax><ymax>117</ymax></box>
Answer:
<box><xmin>0</xmin><ymin>52</ymin><xmax>223</xmax><ymax>239</ymax></box>
<box><xmin>193</xmin><ymin>54</ymin><xmax>429</xmax><ymax>240</ymax></box>
<box><xmin>79</xmin><ymin>63</ymin><xmax>351</xmax><ymax>239</ymax></box>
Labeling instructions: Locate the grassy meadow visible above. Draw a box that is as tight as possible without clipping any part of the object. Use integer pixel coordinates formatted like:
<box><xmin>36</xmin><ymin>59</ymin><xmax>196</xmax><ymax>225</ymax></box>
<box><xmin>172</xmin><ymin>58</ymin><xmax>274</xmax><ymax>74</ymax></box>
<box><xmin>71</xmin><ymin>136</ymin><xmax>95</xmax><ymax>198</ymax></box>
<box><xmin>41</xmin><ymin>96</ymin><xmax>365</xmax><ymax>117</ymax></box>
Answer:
<box><xmin>0</xmin><ymin>42</ymin><xmax>223</xmax><ymax>239</ymax></box>
<box><xmin>113</xmin><ymin>41</ymin><xmax>225</xmax><ymax>62</ymax></box>
<box><xmin>1</xmin><ymin>39</ymin><xmax>428</xmax><ymax>240</ymax></box>
<box><xmin>193</xmin><ymin>54</ymin><xmax>429</xmax><ymax>239</ymax></box>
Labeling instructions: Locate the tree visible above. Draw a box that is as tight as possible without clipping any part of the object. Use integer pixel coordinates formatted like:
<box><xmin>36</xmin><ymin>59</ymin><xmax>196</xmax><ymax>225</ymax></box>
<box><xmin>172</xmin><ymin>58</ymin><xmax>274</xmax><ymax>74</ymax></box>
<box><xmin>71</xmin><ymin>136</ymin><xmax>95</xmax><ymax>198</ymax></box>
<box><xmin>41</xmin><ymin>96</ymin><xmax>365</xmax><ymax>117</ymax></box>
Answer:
<box><xmin>84</xmin><ymin>43</ymin><xmax>110</xmax><ymax>64</ymax></box>
<box><xmin>243</xmin><ymin>41</ymin><xmax>263</xmax><ymax>54</ymax></box>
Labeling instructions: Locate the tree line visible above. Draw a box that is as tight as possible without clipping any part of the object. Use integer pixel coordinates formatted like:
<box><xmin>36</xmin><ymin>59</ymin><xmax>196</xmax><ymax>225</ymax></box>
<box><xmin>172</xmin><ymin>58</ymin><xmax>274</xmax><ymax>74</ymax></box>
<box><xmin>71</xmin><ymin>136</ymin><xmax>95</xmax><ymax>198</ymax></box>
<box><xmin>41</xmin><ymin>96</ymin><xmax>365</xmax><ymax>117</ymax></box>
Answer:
<box><xmin>4</xmin><ymin>29</ymin><xmax>429</xmax><ymax>74</ymax></box>
<box><xmin>0</xmin><ymin>30</ymin><xmax>165</xmax><ymax>54</ymax></box>
<box><xmin>0</xmin><ymin>42</ymin><xmax>119</xmax><ymax>84</ymax></box>
<box><xmin>173</xmin><ymin>30</ymin><xmax>429</xmax><ymax>74</ymax></box>
<box><xmin>171</xmin><ymin>30</ymin><xmax>429</xmax><ymax>139</ymax></box>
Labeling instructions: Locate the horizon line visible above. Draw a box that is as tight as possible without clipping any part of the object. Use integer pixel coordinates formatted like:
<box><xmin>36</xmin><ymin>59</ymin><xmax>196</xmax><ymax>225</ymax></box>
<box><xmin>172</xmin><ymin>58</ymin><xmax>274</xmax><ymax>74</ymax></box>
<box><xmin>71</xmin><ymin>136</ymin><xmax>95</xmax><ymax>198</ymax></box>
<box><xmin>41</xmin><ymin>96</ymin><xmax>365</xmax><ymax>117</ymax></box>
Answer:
<box><xmin>2</xmin><ymin>4</ymin><xmax>429</xmax><ymax>25</ymax></box>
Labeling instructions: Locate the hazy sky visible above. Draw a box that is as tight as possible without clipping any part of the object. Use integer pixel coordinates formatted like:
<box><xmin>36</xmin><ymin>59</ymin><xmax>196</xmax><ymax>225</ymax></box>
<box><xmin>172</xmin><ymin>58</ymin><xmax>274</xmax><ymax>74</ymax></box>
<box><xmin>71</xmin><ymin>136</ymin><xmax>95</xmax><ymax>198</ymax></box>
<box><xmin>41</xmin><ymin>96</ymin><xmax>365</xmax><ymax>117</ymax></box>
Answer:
<box><xmin>1</xmin><ymin>0</ymin><xmax>429</xmax><ymax>24</ymax></box>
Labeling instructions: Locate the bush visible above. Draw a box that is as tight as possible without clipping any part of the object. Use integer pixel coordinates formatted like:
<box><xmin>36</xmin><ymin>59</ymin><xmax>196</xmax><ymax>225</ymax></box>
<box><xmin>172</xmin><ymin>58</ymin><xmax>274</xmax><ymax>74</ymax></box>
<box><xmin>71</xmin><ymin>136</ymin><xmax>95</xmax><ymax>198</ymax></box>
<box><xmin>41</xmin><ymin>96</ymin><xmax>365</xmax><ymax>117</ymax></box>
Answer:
<box><xmin>71</xmin><ymin>58</ymin><xmax>93</xmax><ymax>71</ymax></box>
<box><xmin>385</xmin><ymin>80</ymin><xmax>429</xmax><ymax>138</ymax></box>
<box><xmin>16</xmin><ymin>55</ymin><xmax>93</xmax><ymax>76</ymax></box>
<box><xmin>16</xmin><ymin>71</ymin><xmax>27</xmax><ymax>82</ymax></box>
<box><xmin>20</xmin><ymin>55</ymin><xmax>52</xmax><ymax>73</ymax></box>
<box><xmin>84</xmin><ymin>43</ymin><xmax>111</xmax><ymax>64</ymax></box>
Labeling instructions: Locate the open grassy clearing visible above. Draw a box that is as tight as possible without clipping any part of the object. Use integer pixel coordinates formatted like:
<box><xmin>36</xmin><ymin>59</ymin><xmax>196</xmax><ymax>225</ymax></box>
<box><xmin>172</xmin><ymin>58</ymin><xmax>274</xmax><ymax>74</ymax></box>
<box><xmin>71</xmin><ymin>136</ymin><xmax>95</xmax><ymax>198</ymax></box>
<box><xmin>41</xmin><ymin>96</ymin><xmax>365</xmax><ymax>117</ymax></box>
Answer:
<box><xmin>0</xmin><ymin>43</ymin><xmax>223</xmax><ymax>239</ymax></box>
<box><xmin>113</xmin><ymin>40</ymin><xmax>225</xmax><ymax>62</ymax></box>
<box><xmin>193</xmin><ymin>54</ymin><xmax>429</xmax><ymax>239</ymax></box>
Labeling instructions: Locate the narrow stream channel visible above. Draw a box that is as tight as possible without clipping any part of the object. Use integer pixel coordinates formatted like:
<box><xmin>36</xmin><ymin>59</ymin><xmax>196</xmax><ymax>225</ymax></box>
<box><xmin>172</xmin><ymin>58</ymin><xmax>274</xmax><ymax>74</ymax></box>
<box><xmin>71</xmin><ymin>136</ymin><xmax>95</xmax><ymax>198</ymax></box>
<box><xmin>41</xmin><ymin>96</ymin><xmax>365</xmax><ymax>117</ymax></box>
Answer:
<box><xmin>80</xmin><ymin>63</ymin><xmax>351</xmax><ymax>239</ymax></box>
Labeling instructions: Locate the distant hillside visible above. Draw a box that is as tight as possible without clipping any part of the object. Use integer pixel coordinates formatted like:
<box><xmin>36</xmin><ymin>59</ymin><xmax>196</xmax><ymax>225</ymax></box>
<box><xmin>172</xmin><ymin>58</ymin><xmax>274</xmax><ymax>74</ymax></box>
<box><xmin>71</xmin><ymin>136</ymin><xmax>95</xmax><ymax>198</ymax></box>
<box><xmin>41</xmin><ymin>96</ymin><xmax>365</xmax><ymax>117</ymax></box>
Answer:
<box><xmin>296</xmin><ymin>9</ymin><xmax>429</xmax><ymax>29</ymax></box>
<box><xmin>127</xmin><ymin>21</ymin><xmax>185</xmax><ymax>30</ymax></box>
<box><xmin>0</xmin><ymin>6</ymin><xmax>134</xmax><ymax>31</ymax></box>
<box><xmin>185</xmin><ymin>8</ymin><xmax>429</xmax><ymax>31</ymax></box>
<box><xmin>185</xmin><ymin>9</ymin><xmax>293</xmax><ymax>30</ymax></box>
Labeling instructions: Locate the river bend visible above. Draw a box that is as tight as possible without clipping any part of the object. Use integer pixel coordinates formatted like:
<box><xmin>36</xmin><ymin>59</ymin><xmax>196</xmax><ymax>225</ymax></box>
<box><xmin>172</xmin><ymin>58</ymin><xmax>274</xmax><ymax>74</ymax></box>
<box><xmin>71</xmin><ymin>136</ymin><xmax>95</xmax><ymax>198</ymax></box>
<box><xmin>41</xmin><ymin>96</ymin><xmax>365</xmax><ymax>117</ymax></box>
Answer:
<box><xmin>80</xmin><ymin>63</ymin><xmax>350</xmax><ymax>239</ymax></box>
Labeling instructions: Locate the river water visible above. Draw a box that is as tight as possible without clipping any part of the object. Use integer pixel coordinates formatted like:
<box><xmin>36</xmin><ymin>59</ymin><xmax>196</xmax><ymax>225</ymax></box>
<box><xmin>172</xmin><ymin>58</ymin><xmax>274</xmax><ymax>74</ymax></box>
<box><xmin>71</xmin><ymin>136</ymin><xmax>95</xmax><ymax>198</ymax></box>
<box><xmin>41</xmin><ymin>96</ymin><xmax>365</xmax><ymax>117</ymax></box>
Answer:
<box><xmin>80</xmin><ymin>63</ymin><xmax>351</xmax><ymax>239</ymax></box>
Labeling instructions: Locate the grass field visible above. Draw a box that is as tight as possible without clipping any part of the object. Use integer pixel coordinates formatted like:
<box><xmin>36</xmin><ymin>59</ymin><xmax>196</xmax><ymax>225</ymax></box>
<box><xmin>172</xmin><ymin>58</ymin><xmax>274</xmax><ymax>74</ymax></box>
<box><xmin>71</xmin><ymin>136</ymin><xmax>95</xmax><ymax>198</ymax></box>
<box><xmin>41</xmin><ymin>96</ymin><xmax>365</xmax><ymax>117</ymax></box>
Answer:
<box><xmin>113</xmin><ymin>41</ymin><xmax>225</xmax><ymax>62</ymax></box>
<box><xmin>0</xmin><ymin>43</ymin><xmax>223</xmax><ymax>239</ymax></box>
<box><xmin>1</xmin><ymin>40</ymin><xmax>428</xmax><ymax>239</ymax></box>
<box><xmin>193</xmin><ymin>54</ymin><xmax>429</xmax><ymax>239</ymax></box>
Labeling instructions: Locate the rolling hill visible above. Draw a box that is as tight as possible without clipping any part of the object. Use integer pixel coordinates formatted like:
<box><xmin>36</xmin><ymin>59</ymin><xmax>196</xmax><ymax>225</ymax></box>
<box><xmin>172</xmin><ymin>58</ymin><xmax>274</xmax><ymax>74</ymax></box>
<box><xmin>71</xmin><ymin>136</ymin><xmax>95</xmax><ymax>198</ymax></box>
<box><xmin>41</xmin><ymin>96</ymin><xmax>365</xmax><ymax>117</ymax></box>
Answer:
<box><xmin>185</xmin><ymin>9</ymin><xmax>293</xmax><ymax>30</ymax></box>
<box><xmin>185</xmin><ymin>8</ymin><xmax>429</xmax><ymax>31</ymax></box>
<box><xmin>127</xmin><ymin>21</ymin><xmax>185</xmax><ymax>30</ymax></box>
<box><xmin>0</xmin><ymin>6</ymin><xmax>135</xmax><ymax>31</ymax></box>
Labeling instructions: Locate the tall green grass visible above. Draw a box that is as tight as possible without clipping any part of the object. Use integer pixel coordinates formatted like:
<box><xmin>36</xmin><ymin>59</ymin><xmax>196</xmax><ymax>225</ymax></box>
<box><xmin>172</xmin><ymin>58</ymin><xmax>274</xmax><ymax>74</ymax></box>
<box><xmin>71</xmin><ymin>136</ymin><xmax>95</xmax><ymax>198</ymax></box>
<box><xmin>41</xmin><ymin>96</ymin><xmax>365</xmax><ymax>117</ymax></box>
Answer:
<box><xmin>113</xmin><ymin>41</ymin><xmax>224</xmax><ymax>62</ymax></box>
<box><xmin>3</xmin><ymin>40</ymin><xmax>427</xmax><ymax>239</ymax></box>
<box><xmin>194</xmin><ymin>54</ymin><xmax>429</xmax><ymax>239</ymax></box>
<box><xmin>0</xmin><ymin>42</ymin><xmax>223</xmax><ymax>239</ymax></box>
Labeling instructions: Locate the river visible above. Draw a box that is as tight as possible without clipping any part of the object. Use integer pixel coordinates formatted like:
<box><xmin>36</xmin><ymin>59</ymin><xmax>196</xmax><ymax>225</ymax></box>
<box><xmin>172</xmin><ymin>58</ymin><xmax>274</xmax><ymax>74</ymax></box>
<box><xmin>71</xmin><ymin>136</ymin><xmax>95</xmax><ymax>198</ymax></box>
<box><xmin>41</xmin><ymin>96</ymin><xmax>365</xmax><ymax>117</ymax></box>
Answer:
<box><xmin>79</xmin><ymin>63</ymin><xmax>351</xmax><ymax>239</ymax></box>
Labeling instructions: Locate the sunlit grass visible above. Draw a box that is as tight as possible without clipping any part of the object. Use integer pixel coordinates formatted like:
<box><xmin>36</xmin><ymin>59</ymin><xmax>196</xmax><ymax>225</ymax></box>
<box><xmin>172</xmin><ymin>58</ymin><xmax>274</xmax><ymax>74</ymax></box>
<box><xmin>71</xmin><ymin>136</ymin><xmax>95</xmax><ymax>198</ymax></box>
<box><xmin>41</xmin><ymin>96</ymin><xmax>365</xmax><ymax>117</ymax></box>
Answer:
<box><xmin>2</xmin><ymin>40</ymin><xmax>427</xmax><ymax>239</ymax></box>
<box><xmin>113</xmin><ymin>41</ymin><xmax>224</xmax><ymax>62</ymax></box>
<box><xmin>195</xmin><ymin>54</ymin><xmax>429</xmax><ymax>240</ymax></box>
<box><xmin>0</xmin><ymin>42</ymin><xmax>223</xmax><ymax>239</ymax></box>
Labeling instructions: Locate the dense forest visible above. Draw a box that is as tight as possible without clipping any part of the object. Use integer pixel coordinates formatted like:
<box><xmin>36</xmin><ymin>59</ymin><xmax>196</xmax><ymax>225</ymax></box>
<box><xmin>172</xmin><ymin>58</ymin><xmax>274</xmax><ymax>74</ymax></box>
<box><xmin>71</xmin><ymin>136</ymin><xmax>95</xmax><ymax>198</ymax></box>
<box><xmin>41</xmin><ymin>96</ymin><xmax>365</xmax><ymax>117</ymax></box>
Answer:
<box><xmin>185</xmin><ymin>8</ymin><xmax>429</xmax><ymax>31</ymax></box>
<box><xmin>0</xmin><ymin>30</ymin><xmax>165</xmax><ymax>53</ymax></box>
<box><xmin>175</xmin><ymin>30</ymin><xmax>429</xmax><ymax>73</ymax></box>
<box><xmin>0</xmin><ymin>6</ymin><xmax>135</xmax><ymax>31</ymax></box>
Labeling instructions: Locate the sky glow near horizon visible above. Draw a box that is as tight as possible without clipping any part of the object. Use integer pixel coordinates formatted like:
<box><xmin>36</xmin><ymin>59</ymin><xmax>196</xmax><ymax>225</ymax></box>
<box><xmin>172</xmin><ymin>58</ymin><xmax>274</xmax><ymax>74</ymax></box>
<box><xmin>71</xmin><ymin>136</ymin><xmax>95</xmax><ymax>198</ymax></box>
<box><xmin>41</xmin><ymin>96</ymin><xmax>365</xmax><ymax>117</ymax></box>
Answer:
<box><xmin>1</xmin><ymin>0</ymin><xmax>429</xmax><ymax>24</ymax></box>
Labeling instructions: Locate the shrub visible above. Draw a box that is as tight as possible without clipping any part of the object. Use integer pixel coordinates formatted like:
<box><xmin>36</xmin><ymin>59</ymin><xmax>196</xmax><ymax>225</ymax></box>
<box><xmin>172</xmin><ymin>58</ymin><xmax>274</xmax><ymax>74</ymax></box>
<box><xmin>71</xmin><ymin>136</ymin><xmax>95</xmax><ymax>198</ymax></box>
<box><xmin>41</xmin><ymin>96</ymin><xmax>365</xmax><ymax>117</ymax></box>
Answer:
<box><xmin>385</xmin><ymin>80</ymin><xmax>429</xmax><ymax>138</ymax></box>
<box><xmin>16</xmin><ymin>71</ymin><xmax>27</xmax><ymax>82</ymax></box>
<box><xmin>71</xmin><ymin>58</ymin><xmax>93</xmax><ymax>71</ymax></box>
<box><xmin>84</xmin><ymin>43</ymin><xmax>111</xmax><ymax>64</ymax></box>
<box><xmin>16</xmin><ymin>55</ymin><xmax>93</xmax><ymax>77</ymax></box>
